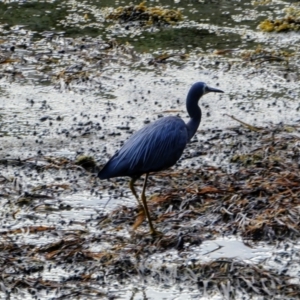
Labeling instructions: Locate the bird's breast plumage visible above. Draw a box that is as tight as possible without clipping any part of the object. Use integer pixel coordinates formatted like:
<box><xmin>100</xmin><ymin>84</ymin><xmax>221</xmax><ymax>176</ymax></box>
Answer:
<box><xmin>98</xmin><ymin>116</ymin><xmax>188</xmax><ymax>179</ymax></box>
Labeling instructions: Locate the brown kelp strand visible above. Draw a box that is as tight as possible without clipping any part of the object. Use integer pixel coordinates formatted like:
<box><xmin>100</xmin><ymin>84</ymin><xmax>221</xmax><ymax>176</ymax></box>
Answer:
<box><xmin>1</xmin><ymin>123</ymin><xmax>300</xmax><ymax>298</ymax></box>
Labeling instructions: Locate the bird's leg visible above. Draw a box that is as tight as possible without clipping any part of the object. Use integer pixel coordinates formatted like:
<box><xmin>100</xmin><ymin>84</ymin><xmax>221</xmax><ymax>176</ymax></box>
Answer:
<box><xmin>129</xmin><ymin>177</ymin><xmax>142</xmax><ymax>206</ymax></box>
<box><xmin>141</xmin><ymin>173</ymin><xmax>160</xmax><ymax>236</ymax></box>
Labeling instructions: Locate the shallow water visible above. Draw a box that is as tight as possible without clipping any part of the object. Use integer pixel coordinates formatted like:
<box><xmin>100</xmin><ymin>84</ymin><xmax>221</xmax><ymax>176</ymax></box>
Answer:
<box><xmin>0</xmin><ymin>0</ymin><xmax>300</xmax><ymax>299</ymax></box>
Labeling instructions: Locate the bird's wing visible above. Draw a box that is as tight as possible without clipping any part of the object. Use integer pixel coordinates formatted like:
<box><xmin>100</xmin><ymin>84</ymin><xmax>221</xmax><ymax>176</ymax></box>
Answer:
<box><xmin>111</xmin><ymin>116</ymin><xmax>188</xmax><ymax>176</ymax></box>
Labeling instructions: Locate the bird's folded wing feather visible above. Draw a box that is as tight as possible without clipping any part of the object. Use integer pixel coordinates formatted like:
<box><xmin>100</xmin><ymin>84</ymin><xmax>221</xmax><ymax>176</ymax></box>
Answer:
<box><xmin>113</xmin><ymin>116</ymin><xmax>188</xmax><ymax>175</ymax></box>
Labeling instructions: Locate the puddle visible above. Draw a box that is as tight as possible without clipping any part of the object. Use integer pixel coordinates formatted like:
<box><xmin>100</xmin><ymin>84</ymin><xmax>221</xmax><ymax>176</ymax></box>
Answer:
<box><xmin>193</xmin><ymin>237</ymin><xmax>270</xmax><ymax>262</ymax></box>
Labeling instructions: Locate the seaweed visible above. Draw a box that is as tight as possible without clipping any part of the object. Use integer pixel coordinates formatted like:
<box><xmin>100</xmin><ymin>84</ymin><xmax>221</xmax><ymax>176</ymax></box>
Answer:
<box><xmin>1</xmin><ymin>124</ymin><xmax>300</xmax><ymax>298</ymax></box>
<box><xmin>259</xmin><ymin>5</ymin><xmax>300</xmax><ymax>32</ymax></box>
<box><xmin>106</xmin><ymin>1</ymin><xmax>183</xmax><ymax>26</ymax></box>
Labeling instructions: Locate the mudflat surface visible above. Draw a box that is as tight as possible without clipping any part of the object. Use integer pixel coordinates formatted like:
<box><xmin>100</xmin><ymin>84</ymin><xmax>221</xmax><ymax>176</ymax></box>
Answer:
<box><xmin>0</xmin><ymin>1</ymin><xmax>300</xmax><ymax>299</ymax></box>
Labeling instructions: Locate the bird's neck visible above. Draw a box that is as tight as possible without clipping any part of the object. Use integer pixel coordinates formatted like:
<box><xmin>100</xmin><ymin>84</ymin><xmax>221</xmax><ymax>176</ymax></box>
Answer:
<box><xmin>186</xmin><ymin>95</ymin><xmax>202</xmax><ymax>141</ymax></box>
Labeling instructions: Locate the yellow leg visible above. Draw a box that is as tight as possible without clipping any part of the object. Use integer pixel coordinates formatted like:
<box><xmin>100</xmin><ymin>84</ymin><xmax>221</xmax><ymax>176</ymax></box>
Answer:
<box><xmin>140</xmin><ymin>173</ymin><xmax>159</xmax><ymax>235</ymax></box>
<box><xmin>129</xmin><ymin>177</ymin><xmax>142</xmax><ymax>206</ymax></box>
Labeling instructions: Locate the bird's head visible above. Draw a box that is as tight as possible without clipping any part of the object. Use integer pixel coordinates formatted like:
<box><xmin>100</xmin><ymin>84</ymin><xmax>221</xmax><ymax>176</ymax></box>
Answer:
<box><xmin>188</xmin><ymin>82</ymin><xmax>223</xmax><ymax>103</ymax></box>
<box><xmin>200</xmin><ymin>82</ymin><xmax>224</xmax><ymax>95</ymax></box>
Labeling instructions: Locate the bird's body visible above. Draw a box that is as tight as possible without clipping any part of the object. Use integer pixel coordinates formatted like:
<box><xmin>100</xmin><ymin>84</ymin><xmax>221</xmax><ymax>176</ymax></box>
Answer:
<box><xmin>99</xmin><ymin>82</ymin><xmax>223</xmax><ymax>235</ymax></box>
<box><xmin>99</xmin><ymin>116</ymin><xmax>188</xmax><ymax>179</ymax></box>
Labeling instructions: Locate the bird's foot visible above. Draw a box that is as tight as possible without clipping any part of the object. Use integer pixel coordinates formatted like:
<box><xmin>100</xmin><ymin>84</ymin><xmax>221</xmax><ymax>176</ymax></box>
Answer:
<box><xmin>149</xmin><ymin>228</ymin><xmax>163</xmax><ymax>237</ymax></box>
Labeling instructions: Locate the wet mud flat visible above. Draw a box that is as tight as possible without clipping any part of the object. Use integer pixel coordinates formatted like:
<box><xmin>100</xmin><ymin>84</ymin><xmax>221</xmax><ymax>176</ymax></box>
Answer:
<box><xmin>1</xmin><ymin>0</ymin><xmax>300</xmax><ymax>299</ymax></box>
<box><xmin>1</xmin><ymin>123</ymin><xmax>300</xmax><ymax>299</ymax></box>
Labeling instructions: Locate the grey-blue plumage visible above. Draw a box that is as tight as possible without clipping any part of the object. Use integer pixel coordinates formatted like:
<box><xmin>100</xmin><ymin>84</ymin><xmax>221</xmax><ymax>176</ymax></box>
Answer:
<box><xmin>99</xmin><ymin>82</ymin><xmax>224</xmax><ymax>235</ymax></box>
<box><xmin>99</xmin><ymin>116</ymin><xmax>187</xmax><ymax>178</ymax></box>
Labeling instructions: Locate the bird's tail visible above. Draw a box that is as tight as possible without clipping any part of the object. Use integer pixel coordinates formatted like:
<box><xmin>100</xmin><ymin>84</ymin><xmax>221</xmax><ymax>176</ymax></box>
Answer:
<box><xmin>98</xmin><ymin>160</ymin><xmax>120</xmax><ymax>179</ymax></box>
<box><xmin>98</xmin><ymin>167</ymin><xmax>110</xmax><ymax>179</ymax></box>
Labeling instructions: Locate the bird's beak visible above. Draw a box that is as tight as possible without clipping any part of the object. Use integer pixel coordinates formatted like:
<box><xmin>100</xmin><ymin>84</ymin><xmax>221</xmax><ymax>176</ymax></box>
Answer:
<box><xmin>205</xmin><ymin>86</ymin><xmax>224</xmax><ymax>94</ymax></box>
